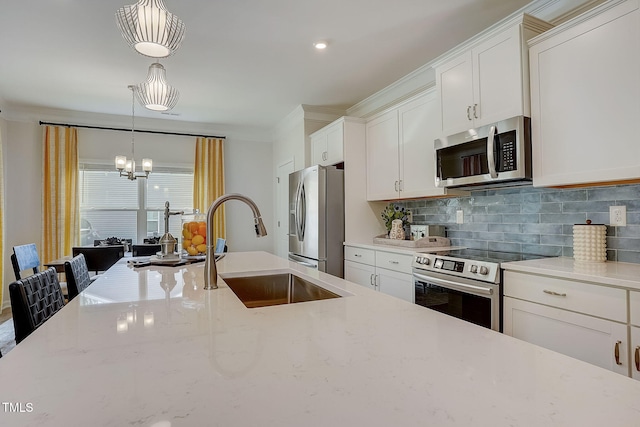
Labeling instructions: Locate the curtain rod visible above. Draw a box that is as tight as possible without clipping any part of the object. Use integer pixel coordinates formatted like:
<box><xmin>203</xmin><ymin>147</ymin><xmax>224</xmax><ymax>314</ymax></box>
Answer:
<box><xmin>38</xmin><ymin>121</ymin><xmax>226</xmax><ymax>140</ymax></box>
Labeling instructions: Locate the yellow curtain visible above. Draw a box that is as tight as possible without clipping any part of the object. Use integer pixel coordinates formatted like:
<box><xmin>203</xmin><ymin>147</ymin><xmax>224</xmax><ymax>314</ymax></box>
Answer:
<box><xmin>193</xmin><ymin>137</ymin><xmax>225</xmax><ymax>239</ymax></box>
<box><xmin>42</xmin><ymin>126</ymin><xmax>79</xmax><ymax>264</ymax></box>
<box><xmin>0</xmin><ymin>125</ymin><xmax>4</xmax><ymax>309</ymax></box>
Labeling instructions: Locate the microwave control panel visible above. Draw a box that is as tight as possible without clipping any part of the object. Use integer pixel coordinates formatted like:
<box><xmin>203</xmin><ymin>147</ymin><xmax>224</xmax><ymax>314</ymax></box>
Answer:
<box><xmin>497</xmin><ymin>130</ymin><xmax>517</xmax><ymax>172</ymax></box>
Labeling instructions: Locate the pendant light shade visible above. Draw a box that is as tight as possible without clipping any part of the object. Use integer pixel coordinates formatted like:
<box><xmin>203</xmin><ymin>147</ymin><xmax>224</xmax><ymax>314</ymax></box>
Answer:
<box><xmin>115</xmin><ymin>0</ymin><xmax>185</xmax><ymax>58</ymax></box>
<box><xmin>134</xmin><ymin>63</ymin><xmax>179</xmax><ymax>111</ymax></box>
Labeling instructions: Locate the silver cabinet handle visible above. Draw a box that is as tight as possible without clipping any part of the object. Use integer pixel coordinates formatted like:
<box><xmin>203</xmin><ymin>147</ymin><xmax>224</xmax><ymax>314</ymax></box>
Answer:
<box><xmin>394</xmin><ymin>180</ymin><xmax>399</xmax><ymax>191</ymax></box>
<box><xmin>635</xmin><ymin>347</ymin><xmax>640</xmax><ymax>372</ymax></box>
<box><xmin>399</xmin><ymin>180</ymin><xmax>403</xmax><ymax>191</ymax></box>
<box><xmin>615</xmin><ymin>341</ymin><xmax>623</xmax><ymax>365</ymax></box>
<box><xmin>473</xmin><ymin>103</ymin><xmax>478</xmax><ymax>119</ymax></box>
<box><xmin>543</xmin><ymin>289</ymin><xmax>567</xmax><ymax>297</ymax></box>
<box><xmin>466</xmin><ymin>105</ymin><xmax>472</xmax><ymax>121</ymax></box>
<box><xmin>354</xmin><ymin>254</ymin><xmax>362</xmax><ymax>258</ymax></box>
<box><xmin>388</xmin><ymin>260</ymin><xmax>399</xmax><ymax>264</ymax></box>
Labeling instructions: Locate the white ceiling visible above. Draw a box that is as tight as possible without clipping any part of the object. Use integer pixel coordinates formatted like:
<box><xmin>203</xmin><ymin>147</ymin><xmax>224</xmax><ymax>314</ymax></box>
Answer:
<box><xmin>1</xmin><ymin>0</ymin><xmax>552</xmax><ymax>131</ymax></box>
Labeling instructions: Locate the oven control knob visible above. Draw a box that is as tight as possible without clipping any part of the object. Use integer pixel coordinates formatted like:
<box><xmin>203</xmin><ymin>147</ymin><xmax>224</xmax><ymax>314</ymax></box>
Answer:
<box><xmin>421</xmin><ymin>257</ymin><xmax>430</xmax><ymax>265</ymax></box>
<box><xmin>479</xmin><ymin>266</ymin><xmax>489</xmax><ymax>275</ymax></box>
<box><xmin>470</xmin><ymin>265</ymin><xmax>478</xmax><ymax>273</ymax></box>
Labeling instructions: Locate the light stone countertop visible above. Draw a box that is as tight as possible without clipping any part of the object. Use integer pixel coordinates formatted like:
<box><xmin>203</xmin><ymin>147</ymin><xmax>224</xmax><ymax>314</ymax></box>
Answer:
<box><xmin>502</xmin><ymin>256</ymin><xmax>640</xmax><ymax>290</ymax></box>
<box><xmin>1</xmin><ymin>251</ymin><xmax>640</xmax><ymax>426</ymax></box>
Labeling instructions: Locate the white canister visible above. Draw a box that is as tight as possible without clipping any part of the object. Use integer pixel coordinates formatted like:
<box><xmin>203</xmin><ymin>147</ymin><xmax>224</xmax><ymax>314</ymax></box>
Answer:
<box><xmin>389</xmin><ymin>219</ymin><xmax>405</xmax><ymax>240</ymax></box>
<box><xmin>573</xmin><ymin>220</ymin><xmax>607</xmax><ymax>262</ymax></box>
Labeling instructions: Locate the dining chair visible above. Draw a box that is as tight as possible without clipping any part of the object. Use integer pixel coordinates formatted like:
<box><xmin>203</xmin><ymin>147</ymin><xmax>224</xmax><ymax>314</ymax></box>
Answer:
<box><xmin>72</xmin><ymin>245</ymin><xmax>125</xmax><ymax>275</ymax></box>
<box><xmin>64</xmin><ymin>254</ymin><xmax>94</xmax><ymax>301</ymax></box>
<box><xmin>11</xmin><ymin>243</ymin><xmax>40</xmax><ymax>280</ymax></box>
<box><xmin>132</xmin><ymin>244</ymin><xmax>161</xmax><ymax>257</ymax></box>
<box><xmin>9</xmin><ymin>267</ymin><xmax>65</xmax><ymax>344</ymax></box>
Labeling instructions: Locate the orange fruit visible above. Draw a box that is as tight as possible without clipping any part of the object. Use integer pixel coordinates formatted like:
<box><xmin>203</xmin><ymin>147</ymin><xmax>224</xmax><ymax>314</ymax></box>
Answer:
<box><xmin>198</xmin><ymin>223</ymin><xmax>207</xmax><ymax>237</ymax></box>
<box><xmin>188</xmin><ymin>221</ymin><xmax>199</xmax><ymax>234</ymax></box>
<box><xmin>192</xmin><ymin>235</ymin><xmax>205</xmax><ymax>246</ymax></box>
<box><xmin>186</xmin><ymin>246</ymin><xmax>199</xmax><ymax>256</ymax></box>
<box><xmin>196</xmin><ymin>244</ymin><xmax>207</xmax><ymax>253</ymax></box>
<box><xmin>182</xmin><ymin>239</ymin><xmax>191</xmax><ymax>249</ymax></box>
<box><xmin>182</xmin><ymin>229</ymin><xmax>192</xmax><ymax>239</ymax></box>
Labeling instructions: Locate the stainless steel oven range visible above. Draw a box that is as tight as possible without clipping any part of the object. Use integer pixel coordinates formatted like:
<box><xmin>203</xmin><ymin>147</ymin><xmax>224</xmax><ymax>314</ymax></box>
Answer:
<box><xmin>412</xmin><ymin>250</ymin><xmax>502</xmax><ymax>331</ymax></box>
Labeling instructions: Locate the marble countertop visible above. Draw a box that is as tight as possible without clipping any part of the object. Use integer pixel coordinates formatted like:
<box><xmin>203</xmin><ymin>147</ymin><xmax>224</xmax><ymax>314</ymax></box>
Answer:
<box><xmin>502</xmin><ymin>257</ymin><xmax>640</xmax><ymax>290</ymax></box>
<box><xmin>2</xmin><ymin>251</ymin><xmax>640</xmax><ymax>426</ymax></box>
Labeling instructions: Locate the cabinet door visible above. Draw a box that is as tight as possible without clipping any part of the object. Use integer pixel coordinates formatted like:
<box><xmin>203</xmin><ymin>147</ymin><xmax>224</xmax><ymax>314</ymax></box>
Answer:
<box><xmin>436</xmin><ymin>51</ymin><xmax>474</xmax><ymax>136</ymax></box>
<box><xmin>472</xmin><ymin>25</ymin><xmax>525</xmax><ymax>127</ymax></box>
<box><xmin>504</xmin><ymin>296</ymin><xmax>629</xmax><ymax>376</ymax></box>
<box><xmin>366</xmin><ymin>110</ymin><xmax>400</xmax><ymax>200</ymax></box>
<box><xmin>345</xmin><ymin>260</ymin><xmax>376</xmax><ymax>291</ymax></box>
<box><xmin>530</xmin><ymin>1</ymin><xmax>640</xmax><ymax>186</ymax></box>
<box><xmin>398</xmin><ymin>91</ymin><xmax>441</xmax><ymax>198</ymax></box>
<box><xmin>310</xmin><ymin>131</ymin><xmax>327</xmax><ymax>166</ymax></box>
<box><xmin>325</xmin><ymin>122</ymin><xmax>344</xmax><ymax>165</ymax></box>
<box><xmin>376</xmin><ymin>268</ymin><xmax>414</xmax><ymax>303</ymax></box>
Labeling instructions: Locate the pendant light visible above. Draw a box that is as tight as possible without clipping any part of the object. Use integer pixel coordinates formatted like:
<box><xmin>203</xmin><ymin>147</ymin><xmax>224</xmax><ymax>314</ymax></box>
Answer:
<box><xmin>134</xmin><ymin>62</ymin><xmax>179</xmax><ymax>111</ymax></box>
<box><xmin>115</xmin><ymin>0</ymin><xmax>185</xmax><ymax>58</ymax></box>
<box><xmin>115</xmin><ymin>86</ymin><xmax>153</xmax><ymax>180</ymax></box>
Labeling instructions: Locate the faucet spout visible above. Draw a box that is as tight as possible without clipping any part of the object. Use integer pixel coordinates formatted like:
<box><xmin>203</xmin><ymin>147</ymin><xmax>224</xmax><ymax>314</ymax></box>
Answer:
<box><xmin>204</xmin><ymin>193</ymin><xmax>267</xmax><ymax>290</ymax></box>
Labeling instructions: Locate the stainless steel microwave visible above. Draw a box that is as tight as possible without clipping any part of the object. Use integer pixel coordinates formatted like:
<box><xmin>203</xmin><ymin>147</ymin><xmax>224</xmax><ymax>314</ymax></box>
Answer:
<box><xmin>435</xmin><ymin>116</ymin><xmax>532</xmax><ymax>189</ymax></box>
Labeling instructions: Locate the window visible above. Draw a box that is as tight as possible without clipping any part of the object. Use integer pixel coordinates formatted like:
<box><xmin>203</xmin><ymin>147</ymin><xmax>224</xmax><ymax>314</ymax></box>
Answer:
<box><xmin>79</xmin><ymin>165</ymin><xmax>194</xmax><ymax>245</ymax></box>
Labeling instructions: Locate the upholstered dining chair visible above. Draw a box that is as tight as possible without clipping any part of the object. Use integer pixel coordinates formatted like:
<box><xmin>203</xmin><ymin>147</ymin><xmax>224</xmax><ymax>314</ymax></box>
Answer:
<box><xmin>64</xmin><ymin>254</ymin><xmax>94</xmax><ymax>301</ymax></box>
<box><xmin>72</xmin><ymin>245</ymin><xmax>125</xmax><ymax>275</ymax></box>
<box><xmin>9</xmin><ymin>267</ymin><xmax>66</xmax><ymax>344</ymax></box>
<box><xmin>11</xmin><ymin>243</ymin><xmax>40</xmax><ymax>280</ymax></box>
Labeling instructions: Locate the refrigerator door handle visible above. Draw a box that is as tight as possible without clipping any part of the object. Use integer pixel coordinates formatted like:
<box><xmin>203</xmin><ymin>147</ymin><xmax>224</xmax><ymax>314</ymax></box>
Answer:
<box><xmin>294</xmin><ymin>180</ymin><xmax>303</xmax><ymax>241</ymax></box>
<box><xmin>299</xmin><ymin>182</ymin><xmax>306</xmax><ymax>240</ymax></box>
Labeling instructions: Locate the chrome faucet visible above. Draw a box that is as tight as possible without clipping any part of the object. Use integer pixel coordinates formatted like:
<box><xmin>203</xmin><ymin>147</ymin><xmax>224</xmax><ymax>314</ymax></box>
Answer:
<box><xmin>204</xmin><ymin>193</ymin><xmax>268</xmax><ymax>290</ymax></box>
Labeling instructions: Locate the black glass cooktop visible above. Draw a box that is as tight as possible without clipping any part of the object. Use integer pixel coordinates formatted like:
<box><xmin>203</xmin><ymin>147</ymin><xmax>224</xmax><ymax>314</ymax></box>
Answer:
<box><xmin>427</xmin><ymin>248</ymin><xmax>549</xmax><ymax>265</ymax></box>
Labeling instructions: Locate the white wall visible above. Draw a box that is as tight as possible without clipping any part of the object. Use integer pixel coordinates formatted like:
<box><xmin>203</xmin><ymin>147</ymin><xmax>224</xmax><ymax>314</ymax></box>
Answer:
<box><xmin>1</xmin><ymin>118</ymin><xmax>273</xmax><ymax>310</ymax></box>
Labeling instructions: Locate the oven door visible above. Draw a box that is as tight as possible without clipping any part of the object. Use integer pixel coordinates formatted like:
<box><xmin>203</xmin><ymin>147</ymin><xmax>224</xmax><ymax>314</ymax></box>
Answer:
<box><xmin>413</xmin><ymin>270</ymin><xmax>501</xmax><ymax>331</ymax></box>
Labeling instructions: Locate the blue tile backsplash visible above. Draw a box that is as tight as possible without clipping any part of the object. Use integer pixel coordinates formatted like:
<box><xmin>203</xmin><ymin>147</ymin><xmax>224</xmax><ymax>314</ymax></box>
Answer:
<box><xmin>402</xmin><ymin>183</ymin><xmax>640</xmax><ymax>264</ymax></box>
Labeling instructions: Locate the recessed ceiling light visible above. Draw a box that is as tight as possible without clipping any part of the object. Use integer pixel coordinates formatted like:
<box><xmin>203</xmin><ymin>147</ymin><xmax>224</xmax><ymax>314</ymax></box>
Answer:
<box><xmin>313</xmin><ymin>41</ymin><xmax>328</xmax><ymax>50</ymax></box>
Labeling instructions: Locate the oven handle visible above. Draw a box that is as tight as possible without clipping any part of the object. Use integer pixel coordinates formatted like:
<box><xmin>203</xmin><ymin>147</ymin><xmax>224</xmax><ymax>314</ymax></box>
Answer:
<box><xmin>413</xmin><ymin>271</ymin><xmax>494</xmax><ymax>296</ymax></box>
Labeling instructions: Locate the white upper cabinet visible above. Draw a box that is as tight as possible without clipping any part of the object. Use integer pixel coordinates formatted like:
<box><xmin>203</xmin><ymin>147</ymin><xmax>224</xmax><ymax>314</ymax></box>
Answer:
<box><xmin>529</xmin><ymin>0</ymin><xmax>640</xmax><ymax>187</ymax></box>
<box><xmin>311</xmin><ymin>117</ymin><xmax>358</xmax><ymax>166</ymax></box>
<box><xmin>366</xmin><ymin>90</ymin><xmax>467</xmax><ymax>201</ymax></box>
<box><xmin>435</xmin><ymin>14</ymin><xmax>553</xmax><ymax>137</ymax></box>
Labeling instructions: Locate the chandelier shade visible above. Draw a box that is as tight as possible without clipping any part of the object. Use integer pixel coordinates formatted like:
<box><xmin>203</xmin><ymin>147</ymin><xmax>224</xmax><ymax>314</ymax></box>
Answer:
<box><xmin>134</xmin><ymin>62</ymin><xmax>179</xmax><ymax>111</ymax></box>
<box><xmin>115</xmin><ymin>0</ymin><xmax>186</xmax><ymax>58</ymax></box>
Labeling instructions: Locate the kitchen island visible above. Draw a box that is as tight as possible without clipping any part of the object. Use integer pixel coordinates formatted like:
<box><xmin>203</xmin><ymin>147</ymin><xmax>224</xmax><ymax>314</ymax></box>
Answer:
<box><xmin>1</xmin><ymin>251</ymin><xmax>640</xmax><ymax>426</ymax></box>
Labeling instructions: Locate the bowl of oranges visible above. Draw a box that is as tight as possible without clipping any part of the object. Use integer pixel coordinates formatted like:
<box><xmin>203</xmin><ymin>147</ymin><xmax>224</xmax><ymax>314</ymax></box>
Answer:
<box><xmin>181</xmin><ymin>218</ymin><xmax>207</xmax><ymax>257</ymax></box>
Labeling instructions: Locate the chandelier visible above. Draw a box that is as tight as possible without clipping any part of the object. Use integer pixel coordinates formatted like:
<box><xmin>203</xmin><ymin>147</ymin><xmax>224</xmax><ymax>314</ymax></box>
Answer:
<box><xmin>115</xmin><ymin>0</ymin><xmax>185</xmax><ymax>58</ymax></box>
<box><xmin>134</xmin><ymin>62</ymin><xmax>179</xmax><ymax>111</ymax></box>
<box><xmin>115</xmin><ymin>86</ymin><xmax>153</xmax><ymax>180</ymax></box>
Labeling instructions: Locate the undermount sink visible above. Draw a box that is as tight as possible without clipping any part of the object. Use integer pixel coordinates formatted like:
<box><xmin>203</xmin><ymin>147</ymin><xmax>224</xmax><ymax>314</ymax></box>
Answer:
<box><xmin>222</xmin><ymin>273</ymin><xmax>341</xmax><ymax>308</ymax></box>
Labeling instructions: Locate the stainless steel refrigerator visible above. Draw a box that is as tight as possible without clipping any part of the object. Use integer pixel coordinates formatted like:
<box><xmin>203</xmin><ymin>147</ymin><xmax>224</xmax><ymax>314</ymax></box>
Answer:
<box><xmin>288</xmin><ymin>165</ymin><xmax>344</xmax><ymax>278</ymax></box>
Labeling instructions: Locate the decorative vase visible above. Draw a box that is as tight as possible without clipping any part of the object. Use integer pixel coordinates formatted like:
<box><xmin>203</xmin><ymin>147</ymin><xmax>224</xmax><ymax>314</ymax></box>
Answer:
<box><xmin>389</xmin><ymin>219</ymin><xmax>405</xmax><ymax>240</ymax></box>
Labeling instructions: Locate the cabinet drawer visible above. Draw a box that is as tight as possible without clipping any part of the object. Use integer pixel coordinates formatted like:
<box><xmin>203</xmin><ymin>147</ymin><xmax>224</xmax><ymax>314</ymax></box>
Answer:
<box><xmin>344</xmin><ymin>246</ymin><xmax>375</xmax><ymax>265</ymax></box>
<box><xmin>503</xmin><ymin>271</ymin><xmax>626</xmax><ymax>323</ymax></box>
<box><xmin>375</xmin><ymin>251</ymin><xmax>412</xmax><ymax>274</ymax></box>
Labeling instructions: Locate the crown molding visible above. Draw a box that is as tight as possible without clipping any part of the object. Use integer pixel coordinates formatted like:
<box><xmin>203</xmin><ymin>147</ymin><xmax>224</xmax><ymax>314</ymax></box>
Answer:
<box><xmin>346</xmin><ymin>0</ymin><xmax>600</xmax><ymax>119</ymax></box>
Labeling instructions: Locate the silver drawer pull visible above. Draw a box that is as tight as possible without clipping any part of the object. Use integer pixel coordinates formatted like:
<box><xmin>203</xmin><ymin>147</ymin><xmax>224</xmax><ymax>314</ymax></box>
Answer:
<box><xmin>388</xmin><ymin>260</ymin><xmax>399</xmax><ymax>264</ymax></box>
<box><xmin>354</xmin><ymin>254</ymin><xmax>362</xmax><ymax>257</ymax></box>
<box><xmin>543</xmin><ymin>289</ymin><xmax>567</xmax><ymax>297</ymax></box>
<box><xmin>635</xmin><ymin>347</ymin><xmax>640</xmax><ymax>372</ymax></box>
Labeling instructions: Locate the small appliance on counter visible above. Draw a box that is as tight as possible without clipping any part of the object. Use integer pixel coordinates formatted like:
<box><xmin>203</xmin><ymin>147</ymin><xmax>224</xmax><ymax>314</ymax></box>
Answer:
<box><xmin>410</xmin><ymin>225</ymin><xmax>445</xmax><ymax>239</ymax></box>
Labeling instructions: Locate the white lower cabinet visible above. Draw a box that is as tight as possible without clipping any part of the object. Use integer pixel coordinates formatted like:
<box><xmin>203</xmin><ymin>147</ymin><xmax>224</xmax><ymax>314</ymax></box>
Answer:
<box><xmin>504</xmin><ymin>296</ymin><xmax>628</xmax><ymax>376</ymax></box>
<box><xmin>344</xmin><ymin>246</ymin><xmax>414</xmax><ymax>303</ymax></box>
<box><xmin>503</xmin><ymin>270</ymin><xmax>629</xmax><ymax>377</ymax></box>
